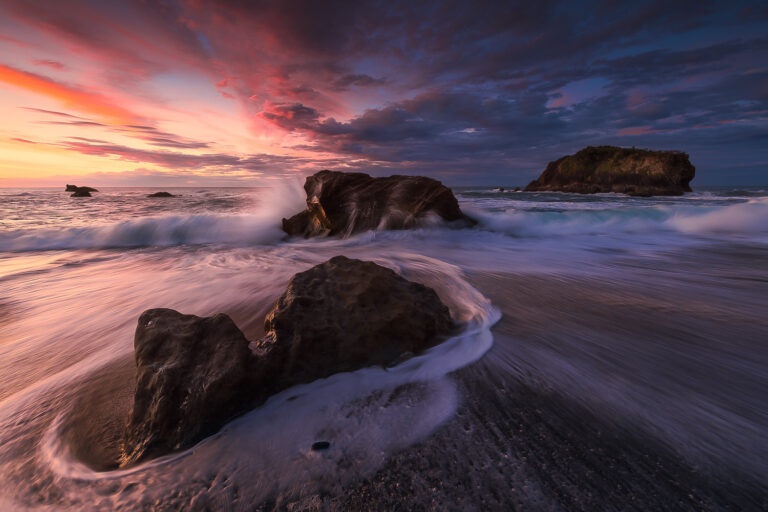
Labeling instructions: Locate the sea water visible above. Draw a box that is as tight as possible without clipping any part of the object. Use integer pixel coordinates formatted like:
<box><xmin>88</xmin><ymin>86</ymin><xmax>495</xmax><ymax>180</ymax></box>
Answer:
<box><xmin>0</xmin><ymin>184</ymin><xmax>766</xmax><ymax>509</ymax></box>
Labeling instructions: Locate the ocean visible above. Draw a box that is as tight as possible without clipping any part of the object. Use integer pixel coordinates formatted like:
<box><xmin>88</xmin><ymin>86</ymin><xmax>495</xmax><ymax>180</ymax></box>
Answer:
<box><xmin>0</xmin><ymin>184</ymin><xmax>766</xmax><ymax>510</ymax></box>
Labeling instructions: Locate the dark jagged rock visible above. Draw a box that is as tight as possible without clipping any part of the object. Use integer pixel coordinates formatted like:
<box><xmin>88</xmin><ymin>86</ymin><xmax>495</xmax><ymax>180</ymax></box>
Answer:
<box><xmin>524</xmin><ymin>146</ymin><xmax>695</xmax><ymax>197</ymax></box>
<box><xmin>67</xmin><ymin>185</ymin><xmax>98</xmax><ymax>192</ymax></box>
<box><xmin>147</xmin><ymin>191</ymin><xmax>175</xmax><ymax>198</ymax></box>
<box><xmin>120</xmin><ymin>309</ymin><xmax>255</xmax><ymax>467</ymax></box>
<box><xmin>494</xmin><ymin>187</ymin><xmax>504</xmax><ymax>192</ymax></box>
<box><xmin>255</xmin><ymin>256</ymin><xmax>455</xmax><ymax>391</ymax></box>
<box><xmin>119</xmin><ymin>257</ymin><xmax>454</xmax><ymax>466</ymax></box>
<box><xmin>69</xmin><ymin>185</ymin><xmax>98</xmax><ymax>197</ymax></box>
<box><xmin>282</xmin><ymin>170</ymin><xmax>474</xmax><ymax>237</ymax></box>
<box><xmin>71</xmin><ymin>188</ymin><xmax>92</xmax><ymax>197</ymax></box>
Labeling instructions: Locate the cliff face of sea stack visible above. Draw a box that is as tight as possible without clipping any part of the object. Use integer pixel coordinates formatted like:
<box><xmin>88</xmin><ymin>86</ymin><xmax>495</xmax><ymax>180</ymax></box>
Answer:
<box><xmin>524</xmin><ymin>146</ymin><xmax>695</xmax><ymax>197</ymax></box>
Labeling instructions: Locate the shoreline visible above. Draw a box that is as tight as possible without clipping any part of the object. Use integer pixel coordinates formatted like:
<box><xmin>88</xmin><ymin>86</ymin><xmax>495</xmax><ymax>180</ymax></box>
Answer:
<box><xmin>4</xmin><ymin>264</ymin><xmax>766</xmax><ymax>510</ymax></box>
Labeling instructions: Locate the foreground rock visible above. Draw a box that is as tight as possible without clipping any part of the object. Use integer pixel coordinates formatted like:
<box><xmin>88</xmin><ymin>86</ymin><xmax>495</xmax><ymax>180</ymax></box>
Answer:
<box><xmin>255</xmin><ymin>256</ymin><xmax>454</xmax><ymax>391</ymax></box>
<box><xmin>120</xmin><ymin>309</ymin><xmax>255</xmax><ymax>467</ymax></box>
<box><xmin>148</xmin><ymin>191</ymin><xmax>175</xmax><ymax>198</ymax></box>
<box><xmin>65</xmin><ymin>184</ymin><xmax>78</xmax><ymax>192</ymax></box>
<box><xmin>120</xmin><ymin>256</ymin><xmax>454</xmax><ymax>466</ymax></box>
<box><xmin>282</xmin><ymin>170</ymin><xmax>473</xmax><ymax>237</ymax></box>
<box><xmin>524</xmin><ymin>146</ymin><xmax>695</xmax><ymax>196</ymax></box>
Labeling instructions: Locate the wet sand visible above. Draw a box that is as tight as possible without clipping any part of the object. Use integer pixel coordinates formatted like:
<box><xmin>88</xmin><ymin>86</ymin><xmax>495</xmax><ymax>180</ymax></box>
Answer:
<box><xmin>2</xmin><ymin>244</ymin><xmax>767</xmax><ymax>510</ymax></box>
<box><xmin>322</xmin><ymin>268</ymin><xmax>768</xmax><ymax>511</ymax></box>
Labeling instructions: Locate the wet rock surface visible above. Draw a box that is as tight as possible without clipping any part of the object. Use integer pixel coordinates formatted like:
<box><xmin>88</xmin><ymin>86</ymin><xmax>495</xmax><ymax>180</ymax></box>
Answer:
<box><xmin>255</xmin><ymin>255</ymin><xmax>455</xmax><ymax>392</ymax></box>
<box><xmin>282</xmin><ymin>170</ymin><xmax>473</xmax><ymax>237</ymax></box>
<box><xmin>66</xmin><ymin>185</ymin><xmax>98</xmax><ymax>195</ymax></box>
<box><xmin>119</xmin><ymin>257</ymin><xmax>454</xmax><ymax>466</ymax></box>
<box><xmin>147</xmin><ymin>192</ymin><xmax>175</xmax><ymax>197</ymax></box>
<box><xmin>120</xmin><ymin>309</ymin><xmax>255</xmax><ymax>467</ymax></box>
<box><xmin>524</xmin><ymin>146</ymin><xmax>695</xmax><ymax>196</ymax></box>
<box><xmin>70</xmin><ymin>187</ymin><xmax>97</xmax><ymax>197</ymax></box>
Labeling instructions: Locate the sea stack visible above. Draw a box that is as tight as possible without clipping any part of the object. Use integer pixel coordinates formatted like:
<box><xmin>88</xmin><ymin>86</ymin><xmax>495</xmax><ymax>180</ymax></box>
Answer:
<box><xmin>524</xmin><ymin>146</ymin><xmax>695</xmax><ymax>197</ymax></box>
<box><xmin>282</xmin><ymin>170</ymin><xmax>474</xmax><ymax>237</ymax></box>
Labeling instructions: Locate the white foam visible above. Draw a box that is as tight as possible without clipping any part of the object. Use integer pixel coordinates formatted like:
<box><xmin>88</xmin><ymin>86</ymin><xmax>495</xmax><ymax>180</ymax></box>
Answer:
<box><xmin>1</xmin><ymin>250</ymin><xmax>499</xmax><ymax>508</ymax></box>
<box><xmin>668</xmin><ymin>198</ymin><xmax>768</xmax><ymax>235</ymax></box>
<box><xmin>0</xmin><ymin>180</ymin><xmax>307</xmax><ymax>252</ymax></box>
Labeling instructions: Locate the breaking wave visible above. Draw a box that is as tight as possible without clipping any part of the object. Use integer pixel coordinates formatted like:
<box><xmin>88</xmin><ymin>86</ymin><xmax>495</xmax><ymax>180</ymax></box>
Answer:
<box><xmin>0</xmin><ymin>214</ymin><xmax>287</xmax><ymax>251</ymax></box>
<box><xmin>1</xmin><ymin>191</ymin><xmax>766</xmax><ymax>253</ymax></box>
<box><xmin>471</xmin><ymin>197</ymin><xmax>768</xmax><ymax>240</ymax></box>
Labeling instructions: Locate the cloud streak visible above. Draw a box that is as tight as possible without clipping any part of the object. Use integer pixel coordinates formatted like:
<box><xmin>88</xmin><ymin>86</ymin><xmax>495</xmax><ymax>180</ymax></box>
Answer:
<box><xmin>1</xmin><ymin>64</ymin><xmax>143</xmax><ymax>123</ymax></box>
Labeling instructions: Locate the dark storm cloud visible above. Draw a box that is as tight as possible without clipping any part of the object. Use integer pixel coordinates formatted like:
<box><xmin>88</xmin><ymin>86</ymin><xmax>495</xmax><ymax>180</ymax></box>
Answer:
<box><xmin>233</xmin><ymin>0</ymin><xmax>767</xmax><ymax>182</ymax></box>
<box><xmin>331</xmin><ymin>73</ymin><xmax>386</xmax><ymax>91</ymax></box>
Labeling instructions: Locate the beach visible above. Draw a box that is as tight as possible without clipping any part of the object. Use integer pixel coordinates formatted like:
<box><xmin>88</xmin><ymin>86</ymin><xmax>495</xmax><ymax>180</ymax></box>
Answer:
<box><xmin>0</xmin><ymin>185</ymin><xmax>766</xmax><ymax>510</ymax></box>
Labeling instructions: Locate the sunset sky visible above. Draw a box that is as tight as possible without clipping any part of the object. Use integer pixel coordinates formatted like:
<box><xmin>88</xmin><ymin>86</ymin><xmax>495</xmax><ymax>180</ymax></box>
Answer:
<box><xmin>1</xmin><ymin>0</ymin><xmax>766</xmax><ymax>187</ymax></box>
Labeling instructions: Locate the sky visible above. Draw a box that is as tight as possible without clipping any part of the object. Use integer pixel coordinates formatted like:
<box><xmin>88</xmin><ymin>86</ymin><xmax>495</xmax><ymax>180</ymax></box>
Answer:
<box><xmin>0</xmin><ymin>0</ymin><xmax>767</xmax><ymax>187</ymax></box>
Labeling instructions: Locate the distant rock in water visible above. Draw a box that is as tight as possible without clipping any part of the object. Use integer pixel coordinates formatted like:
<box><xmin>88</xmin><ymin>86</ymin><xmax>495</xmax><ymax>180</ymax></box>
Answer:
<box><xmin>71</xmin><ymin>187</ymin><xmax>96</xmax><ymax>197</ymax></box>
<box><xmin>119</xmin><ymin>256</ymin><xmax>454</xmax><ymax>466</ymax></box>
<box><xmin>524</xmin><ymin>146</ymin><xmax>695</xmax><ymax>197</ymax></box>
<box><xmin>282</xmin><ymin>170</ymin><xmax>474</xmax><ymax>237</ymax></box>
<box><xmin>494</xmin><ymin>187</ymin><xmax>505</xmax><ymax>192</ymax></box>
<box><xmin>68</xmin><ymin>185</ymin><xmax>98</xmax><ymax>197</ymax></box>
<box><xmin>147</xmin><ymin>191</ymin><xmax>175</xmax><ymax>198</ymax></box>
<box><xmin>120</xmin><ymin>309</ymin><xmax>255</xmax><ymax>467</ymax></box>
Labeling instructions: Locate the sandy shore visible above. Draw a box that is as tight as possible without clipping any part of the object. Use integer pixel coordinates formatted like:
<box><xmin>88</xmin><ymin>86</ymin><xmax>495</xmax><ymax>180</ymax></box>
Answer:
<box><xmin>313</xmin><ymin>269</ymin><xmax>768</xmax><ymax>511</ymax></box>
<box><xmin>4</xmin><ymin>245</ymin><xmax>767</xmax><ymax>510</ymax></box>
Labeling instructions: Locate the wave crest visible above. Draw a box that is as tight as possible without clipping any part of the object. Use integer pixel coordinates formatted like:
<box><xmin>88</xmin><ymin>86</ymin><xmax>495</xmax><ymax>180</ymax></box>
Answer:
<box><xmin>0</xmin><ymin>214</ymin><xmax>287</xmax><ymax>251</ymax></box>
<box><xmin>470</xmin><ymin>198</ymin><xmax>768</xmax><ymax>239</ymax></box>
